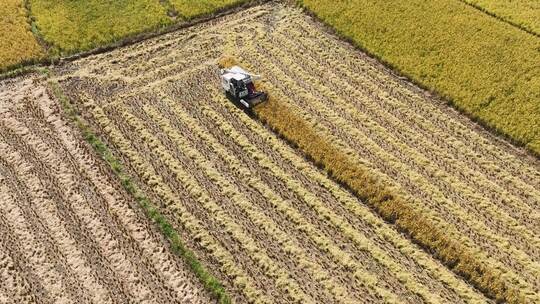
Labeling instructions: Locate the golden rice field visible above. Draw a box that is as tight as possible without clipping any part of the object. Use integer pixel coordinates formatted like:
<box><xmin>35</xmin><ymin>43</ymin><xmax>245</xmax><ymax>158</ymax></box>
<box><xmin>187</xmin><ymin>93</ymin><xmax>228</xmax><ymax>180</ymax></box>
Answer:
<box><xmin>0</xmin><ymin>0</ymin><xmax>44</xmax><ymax>72</ymax></box>
<box><xmin>0</xmin><ymin>76</ymin><xmax>215</xmax><ymax>303</ymax></box>
<box><xmin>52</xmin><ymin>4</ymin><xmax>540</xmax><ymax>303</ymax></box>
<box><xmin>28</xmin><ymin>0</ymin><xmax>171</xmax><ymax>55</ymax></box>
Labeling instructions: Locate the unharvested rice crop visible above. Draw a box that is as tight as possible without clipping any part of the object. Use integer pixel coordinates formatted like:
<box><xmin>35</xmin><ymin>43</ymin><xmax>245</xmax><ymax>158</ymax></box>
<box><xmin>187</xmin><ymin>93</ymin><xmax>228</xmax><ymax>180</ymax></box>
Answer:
<box><xmin>52</xmin><ymin>4</ymin><xmax>540</xmax><ymax>303</ymax></box>
<box><xmin>0</xmin><ymin>0</ymin><xmax>44</xmax><ymax>71</ymax></box>
<box><xmin>28</xmin><ymin>0</ymin><xmax>171</xmax><ymax>55</ymax></box>
<box><xmin>0</xmin><ymin>75</ymin><xmax>216</xmax><ymax>303</ymax></box>
<box><xmin>298</xmin><ymin>0</ymin><xmax>540</xmax><ymax>155</ymax></box>
<box><xmin>460</xmin><ymin>0</ymin><xmax>540</xmax><ymax>35</ymax></box>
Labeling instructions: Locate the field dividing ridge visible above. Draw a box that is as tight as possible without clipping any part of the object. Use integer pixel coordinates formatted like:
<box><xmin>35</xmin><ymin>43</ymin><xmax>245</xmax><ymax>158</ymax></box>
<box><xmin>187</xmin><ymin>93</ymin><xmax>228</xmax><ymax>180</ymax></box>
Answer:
<box><xmin>458</xmin><ymin>0</ymin><xmax>540</xmax><ymax>36</ymax></box>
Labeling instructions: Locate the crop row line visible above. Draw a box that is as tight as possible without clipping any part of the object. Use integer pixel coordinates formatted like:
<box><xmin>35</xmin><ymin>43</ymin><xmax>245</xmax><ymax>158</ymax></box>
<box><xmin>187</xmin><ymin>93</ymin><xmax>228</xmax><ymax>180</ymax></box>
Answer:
<box><xmin>213</xmin><ymin>83</ymin><xmax>490</xmax><ymax>303</ymax></box>
<box><xmin>252</xmin><ymin>32</ymin><xmax>540</xmax><ymax>224</ymax></box>
<box><xmin>247</xmin><ymin>42</ymin><xmax>540</xmax><ymax>257</ymax></box>
<box><xmin>37</xmin><ymin>89</ymin><xmax>208</xmax><ymax>303</ymax></box>
<box><xmin>141</xmin><ymin>104</ymin><xmax>366</xmax><ymax>303</ymax></box>
<box><xmin>0</xmin><ymin>118</ymin><xmax>160</xmax><ymax>303</ymax></box>
<box><xmin>258</xmin><ymin>77</ymin><xmax>539</xmax><ymax>290</ymax></box>
<box><xmin>189</xmin><ymin>95</ymin><xmax>449</xmax><ymax>303</ymax></box>
<box><xmin>0</xmin><ymin>167</ymin><xmax>74</xmax><ymax>304</ymax></box>
<box><xmin>242</xmin><ymin>49</ymin><xmax>540</xmax><ymax>279</ymax></box>
<box><xmin>150</xmin><ymin>99</ymin><xmax>415</xmax><ymax>302</ymax></box>
<box><xmin>0</xmin><ymin>127</ymin><xmax>128</xmax><ymax>303</ymax></box>
<box><xmin>83</xmin><ymin>97</ymin><xmax>273</xmax><ymax>304</ymax></box>
<box><xmin>247</xmin><ymin>76</ymin><xmax>530</xmax><ymax>303</ymax></box>
<box><xmin>284</xmin><ymin>17</ymin><xmax>540</xmax><ymax>184</ymax></box>
<box><xmin>270</xmin><ymin>28</ymin><xmax>540</xmax><ymax>209</ymax></box>
<box><xmin>120</xmin><ymin>107</ymin><xmax>316</xmax><ymax>303</ymax></box>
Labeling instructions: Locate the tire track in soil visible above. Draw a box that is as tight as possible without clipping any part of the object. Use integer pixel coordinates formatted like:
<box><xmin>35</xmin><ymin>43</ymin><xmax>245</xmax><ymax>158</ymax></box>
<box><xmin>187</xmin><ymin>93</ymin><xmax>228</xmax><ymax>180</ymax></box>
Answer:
<box><xmin>0</xmin><ymin>159</ymin><xmax>77</xmax><ymax>304</ymax></box>
<box><xmin>33</xmin><ymin>89</ymin><xmax>215</xmax><ymax>304</ymax></box>
<box><xmin>80</xmin><ymin>95</ymin><xmax>272</xmax><ymax>304</ymax></box>
<box><xmin>157</xmin><ymin>83</ymin><xmax>418</xmax><ymax>302</ymax></box>
<box><xmin>190</xmin><ymin>84</ymin><xmax>478</xmax><ymax>303</ymax></box>
<box><xmin>0</xmin><ymin>187</ymin><xmax>43</xmax><ymax>304</ymax></box>
<box><xmin>16</xmin><ymin>87</ymin><xmax>205</xmax><ymax>304</ymax></box>
<box><xmin>0</xmin><ymin>137</ymin><xmax>120</xmax><ymax>304</ymax></box>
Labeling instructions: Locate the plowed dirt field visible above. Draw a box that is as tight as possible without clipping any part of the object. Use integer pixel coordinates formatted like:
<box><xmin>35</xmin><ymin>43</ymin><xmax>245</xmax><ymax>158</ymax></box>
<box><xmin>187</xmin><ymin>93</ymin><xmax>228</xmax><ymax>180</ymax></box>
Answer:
<box><xmin>51</xmin><ymin>3</ymin><xmax>540</xmax><ymax>303</ymax></box>
<box><xmin>0</xmin><ymin>76</ymin><xmax>215</xmax><ymax>303</ymax></box>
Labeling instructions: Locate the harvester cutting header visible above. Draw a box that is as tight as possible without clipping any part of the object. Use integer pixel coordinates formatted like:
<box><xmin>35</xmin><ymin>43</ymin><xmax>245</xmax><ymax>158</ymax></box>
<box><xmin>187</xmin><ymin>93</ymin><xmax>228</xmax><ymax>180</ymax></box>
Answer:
<box><xmin>221</xmin><ymin>66</ymin><xmax>267</xmax><ymax>109</ymax></box>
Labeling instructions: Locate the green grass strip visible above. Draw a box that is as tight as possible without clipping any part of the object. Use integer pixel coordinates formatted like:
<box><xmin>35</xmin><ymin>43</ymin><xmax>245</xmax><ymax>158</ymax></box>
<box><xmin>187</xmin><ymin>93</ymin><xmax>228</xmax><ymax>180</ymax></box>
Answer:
<box><xmin>49</xmin><ymin>80</ymin><xmax>231</xmax><ymax>304</ymax></box>
<box><xmin>297</xmin><ymin>0</ymin><xmax>540</xmax><ymax>156</ymax></box>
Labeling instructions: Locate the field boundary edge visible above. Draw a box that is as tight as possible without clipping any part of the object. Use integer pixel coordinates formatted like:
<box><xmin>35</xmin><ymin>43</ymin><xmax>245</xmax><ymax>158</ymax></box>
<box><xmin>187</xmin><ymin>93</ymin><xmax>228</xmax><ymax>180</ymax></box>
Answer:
<box><xmin>456</xmin><ymin>0</ymin><xmax>539</xmax><ymax>38</ymax></box>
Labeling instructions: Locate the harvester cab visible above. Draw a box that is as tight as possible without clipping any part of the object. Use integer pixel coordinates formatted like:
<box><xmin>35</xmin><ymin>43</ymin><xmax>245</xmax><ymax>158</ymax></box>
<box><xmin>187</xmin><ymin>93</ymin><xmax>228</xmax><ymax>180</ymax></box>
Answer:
<box><xmin>221</xmin><ymin>66</ymin><xmax>267</xmax><ymax>109</ymax></box>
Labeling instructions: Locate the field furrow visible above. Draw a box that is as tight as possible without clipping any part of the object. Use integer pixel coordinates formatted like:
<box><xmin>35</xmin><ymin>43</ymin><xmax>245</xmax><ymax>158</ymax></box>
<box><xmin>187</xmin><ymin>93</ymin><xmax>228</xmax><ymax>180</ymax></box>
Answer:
<box><xmin>264</xmin><ymin>29</ymin><xmax>540</xmax><ymax>216</ymax></box>
<box><xmin>118</xmin><ymin>105</ymin><xmax>320</xmax><ymax>303</ymax></box>
<box><xmin>0</xmin><ymin>192</ymin><xmax>43</xmax><ymax>304</ymax></box>
<box><xmin>207</xmin><ymin>87</ymin><xmax>491</xmax><ymax>304</ymax></box>
<box><xmin>0</xmin><ymin>132</ymin><xmax>153</xmax><ymax>304</ymax></box>
<box><xmin>77</xmin><ymin>79</ymin><xmax>487</xmax><ymax>302</ymax></box>
<box><xmin>35</xmin><ymin>92</ymin><xmax>213</xmax><ymax>304</ymax></box>
<box><xmin>82</xmin><ymin>97</ymin><xmax>272</xmax><ymax>304</ymax></box>
<box><xmin>170</xmin><ymin>92</ymin><xmax>456</xmax><ymax>303</ymax></box>
<box><xmin>0</xmin><ymin>158</ymin><xmax>79</xmax><ymax>304</ymax></box>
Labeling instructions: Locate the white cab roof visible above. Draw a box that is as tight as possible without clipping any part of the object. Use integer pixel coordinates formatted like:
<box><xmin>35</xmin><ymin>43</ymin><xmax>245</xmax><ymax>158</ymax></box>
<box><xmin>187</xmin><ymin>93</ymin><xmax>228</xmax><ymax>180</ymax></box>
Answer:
<box><xmin>222</xmin><ymin>66</ymin><xmax>249</xmax><ymax>81</ymax></box>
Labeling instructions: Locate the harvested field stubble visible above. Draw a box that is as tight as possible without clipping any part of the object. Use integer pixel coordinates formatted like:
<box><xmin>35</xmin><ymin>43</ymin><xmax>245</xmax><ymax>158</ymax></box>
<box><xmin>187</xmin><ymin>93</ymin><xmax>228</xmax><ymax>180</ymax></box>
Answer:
<box><xmin>0</xmin><ymin>76</ymin><xmax>216</xmax><ymax>303</ymax></box>
<box><xmin>52</xmin><ymin>4</ymin><xmax>527</xmax><ymax>303</ymax></box>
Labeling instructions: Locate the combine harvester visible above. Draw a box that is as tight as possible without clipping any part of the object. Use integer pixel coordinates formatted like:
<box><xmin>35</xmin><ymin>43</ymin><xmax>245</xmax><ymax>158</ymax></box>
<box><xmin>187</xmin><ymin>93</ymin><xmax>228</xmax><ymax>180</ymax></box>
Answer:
<box><xmin>221</xmin><ymin>66</ymin><xmax>267</xmax><ymax>110</ymax></box>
